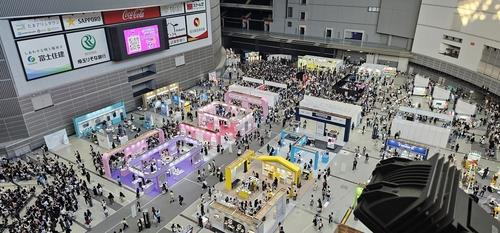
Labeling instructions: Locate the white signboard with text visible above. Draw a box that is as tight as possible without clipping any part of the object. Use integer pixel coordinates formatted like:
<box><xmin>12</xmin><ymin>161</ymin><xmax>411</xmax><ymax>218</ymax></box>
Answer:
<box><xmin>185</xmin><ymin>0</ymin><xmax>206</xmax><ymax>13</ymax></box>
<box><xmin>186</xmin><ymin>13</ymin><xmax>208</xmax><ymax>42</ymax></box>
<box><xmin>166</xmin><ymin>16</ymin><xmax>187</xmax><ymax>38</ymax></box>
<box><xmin>17</xmin><ymin>35</ymin><xmax>72</xmax><ymax>80</ymax></box>
<box><xmin>161</xmin><ymin>3</ymin><xmax>185</xmax><ymax>16</ymax></box>
<box><xmin>62</xmin><ymin>12</ymin><xmax>104</xmax><ymax>30</ymax></box>
<box><xmin>66</xmin><ymin>28</ymin><xmax>110</xmax><ymax>68</ymax></box>
<box><xmin>11</xmin><ymin>16</ymin><xmax>63</xmax><ymax>38</ymax></box>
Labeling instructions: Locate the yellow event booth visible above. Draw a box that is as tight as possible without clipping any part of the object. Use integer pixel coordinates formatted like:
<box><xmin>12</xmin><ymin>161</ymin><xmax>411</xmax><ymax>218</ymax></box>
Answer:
<box><xmin>298</xmin><ymin>55</ymin><xmax>343</xmax><ymax>71</ymax></box>
<box><xmin>256</xmin><ymin>156</ymin><xmax>301</xmax><ymax>187</ymax></box>
<box><xmin>225</xmin><ymin>150</ymin><xmax>256</xmax><ymax>190</ymax></box>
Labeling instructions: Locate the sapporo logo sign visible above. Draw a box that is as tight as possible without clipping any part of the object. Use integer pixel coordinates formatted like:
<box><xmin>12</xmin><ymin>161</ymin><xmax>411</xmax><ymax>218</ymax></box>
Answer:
<box><xmin>81</xmin><ymin>34</ymin><xmax>96</xmax><ymax>50</ymax></box>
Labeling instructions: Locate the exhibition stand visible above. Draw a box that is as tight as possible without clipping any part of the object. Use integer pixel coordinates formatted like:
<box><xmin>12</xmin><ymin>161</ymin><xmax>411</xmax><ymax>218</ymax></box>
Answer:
<box><xmin>73</xmin><ymin>101</ymin><xmax>126</xmax><ymax>138</ymax></box>
<box><xmin>208</xmin><ymin>189</ymin><xmax>287</xmax><ymax>233</ymax></box>
<box><xmin>297</xmin><ymin>95</ymin><xmax>362</xmax><ymax>146</ymax></box>
<box><xmin>256</xmin><ymin>156</ymin><xmax>301</xmax><ymax>187</ymax></box>
<box><xmin>267</xmin><ymin>54</ymin><xmax>292</xmax><ymax>61</ymax></box>
<box><xmin>412</xmin><ymin>74</ymin><xmax>430</xmax><ymax>96</ymax></box>
<box><xmin>333</xmin><ymin>74</ymin><xmax>368</xmax><ymax>101</ymax></box>
<box><xmin>224</xmin><ymin>91</ymin><xmax>269</xmax><ymax>119</ymax></box>
<box><xmin>228</xmin><ymin>84</ymin><xmax>279</xmax><ymax>108</ymax></box>
<box><xmin>225</xmin><ymin>150</ymin><xmax>256</xmax><ymax>190</ymax></box>
<box><xmin>431</xmin><ymin>85</ymin><xmax>451</xmax><ymax>110</ymax></box>
<box><xmin>298</xmin><ymin>55</ymin><xmax>343</xmax><ymax>71</ymax></box>
<box><xmin>101</xmin><ymin>129</ymin><xmax>165</xmax><ymax>178</ymax></box>
<box><xmin>123</xmin><ymin>135</ymin><xmax>202</xmax><ymax>194</ymax></box>
<box><xmin>384</xmin><ymin>138</ymin><xmax>429</xmax><ymax>160</ymax></box>
<box><xmin>178</xmin><ymin>123</ymin><xmax>222</xmax><ymax>146</ymax></box>
<box><xmin>358</xmin><ymin>63</ymin><xmax>396</xmax><ymax>78</ymax></box>
<box><xmin>245</xmin><ymin>52</ymin><xmax>261</xmax><ymax>62</ymax></box>
<box><xmin>197</xmin><ymin>101</ymin><xmax>256</xmax><ymax>137</ymax></box>
<box><xmin>142</xmin><ymin>83</ymin><xmax>179</xmax><ymax>109</ymax></box>
<box><xmin>454</xmin><ymin>99</ymin><xmax>477</xmax><ymax>121</ymax></box>
<box><xmin>391</xmin><ymin>107</ymin><xmax>453</xmax><ymax>148</ymax></box>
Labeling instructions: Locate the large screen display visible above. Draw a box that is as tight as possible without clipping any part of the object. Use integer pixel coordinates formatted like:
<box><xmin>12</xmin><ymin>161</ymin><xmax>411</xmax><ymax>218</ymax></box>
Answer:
<box><xmin>123</xmin><ymin>25</ymin><xmax>161</xmax><ymax>55</ymax></box>
<box><xmin>106</xmin><ymin>19</ymin><xmax>167</xmax><ymax>61</ymax></box>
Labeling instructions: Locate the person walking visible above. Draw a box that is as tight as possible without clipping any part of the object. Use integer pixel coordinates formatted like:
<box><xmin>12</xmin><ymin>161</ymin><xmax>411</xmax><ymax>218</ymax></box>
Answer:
<box><xmin>169</xmin><ymin>190</ymin><xmax>175</xmax><ymax>203</ymax></box>
<box><xmin>352</xmin><ymin>159</ymin><xmax>358</xmax><ymax>170</ymax></box>
<box><xmin>178</xmin><ymin>195</ymin><xmax>184</xmax><ymax>206</ymax></box>
<box><xmin>121</xmin><ymin>218</ymin><xmax>129</xmax><ymax>230</ymax></box>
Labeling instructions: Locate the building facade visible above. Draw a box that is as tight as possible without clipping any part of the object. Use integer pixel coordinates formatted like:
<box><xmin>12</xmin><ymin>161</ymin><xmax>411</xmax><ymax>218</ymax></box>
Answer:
<box><xmin>0</xmin><ymin>0</ymin><xmax>223</xmax><ymax>157</ymax></box>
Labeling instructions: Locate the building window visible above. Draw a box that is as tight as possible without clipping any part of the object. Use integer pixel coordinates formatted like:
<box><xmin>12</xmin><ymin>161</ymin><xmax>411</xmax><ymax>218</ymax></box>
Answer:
<box><xmin>287</xmin><ymin>22</ymin><xmax>292</xmax><ymax>27</ymax></box>
<box><xmin>439</xmin><ymin>43</ymin><xmax>461</xmax><ymax>58</ymax></box>
<box><xmin>325</xmin><ymin>28</ymin><xmax>333</xmax><ymax>38</ymax></box>
<box><xmin>442</xmin><ymin>34</ymin><xmax>463</xmax><ymax>43</ymax></box>
<box><xmin>368</xmin><ymin>7</ymin><xmax>380</xmax><ymax>12</ymax></box>
<box><xmin>299</xmin><ymin>25</ymin><xmax>306</xmax><ymax>35</ymax></box>
<box><xmin>300</xmin><ymin>12</ymin><xmax>306</xmax><ymax>21</ymax></box>
<box><xmin>287</xmin><ymin>7</ymin><xmax>293</xmax><ymax>18</ymax></box>
<box><xmin>301</xmin><ymin>0</ymin><xmax>307</xmax><ymax>5</ymax></box>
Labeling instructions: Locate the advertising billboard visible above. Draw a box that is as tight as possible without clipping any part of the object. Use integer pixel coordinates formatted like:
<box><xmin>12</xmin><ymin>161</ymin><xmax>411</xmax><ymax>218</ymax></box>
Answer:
<box><xmin>62</xmin><ymin>12</ymin><xmax>103</xmax><ymax>30</ymax></box>
<box><xmin>123</xmin><ymin>25</ymin><xmax>161</xmax><ymax>55</ymax></box>
<box><xmin>185</xmin><ymin>0</ymin><xmax>206</xmax><ymax>13</ymax></box>
<box><xmin>166</xmin><ymin>16</ymin><xmax>187</xmax><ymax>46</ymax></box>
<box><xmin>102</xmin><ymin>7</ymin><xmax>161</xmax><ymax>25</ymax></box>
<box><xmin>161</xmin><ymin>3</ymin><xmax>185</xmax><ymax>16</ymax></box>
<box><xmin>66</xmin><ymin>28</ymin><xmax>110</xmax><ymax>68</ymax></box>
<box><xmin>186</xmin><ymin>13</ymin><xmax>208</xmax><ymax>42</ymax></box>
<box><xmin>11</xmin><ymin>16</ymin><xmax>63</xmax><ymax>38</ymax></box>
<box><xmin>17</xmin><ymin>35</ymin><xmax>72</xmax><ymax>80</ymax></box>
<box><xmin>106</xmin><ymin>19</ymin><xmax>167</xmax><ymax>61</ymax></box>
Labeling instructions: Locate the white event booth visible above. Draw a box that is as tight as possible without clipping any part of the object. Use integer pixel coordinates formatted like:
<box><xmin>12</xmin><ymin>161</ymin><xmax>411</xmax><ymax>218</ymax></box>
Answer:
<box><xmin>297</xmin><ymin>95</ymin><xmax>362</xmax><ymax>146</ymax></box>
<box><xmin>455</xmin><ymin>99</ymin><xmax>477</xmax><ymax>120</ymax></box>
<box><xmin>431</xmin><ymin>86</ymin><xmax>451</xmax><ymax>109</ymax></box>
<box><xmin>413</xmin><ymin>74</ymin><xmax>430</xmax><ymax>96</ymax></box>
<box><xmin>391</xmin><ymin>107</ymin><xmax>453</xmax><ymax>148</ymax></box>
<box><xmin>267</xmin><ymin>54</ymin><xmax>292</xmax><ymax>61</ymax></box>
<box><xmin>228</xmin><ymin>84</ymin><xmax>280</xmax><ymax>108</ymax></box>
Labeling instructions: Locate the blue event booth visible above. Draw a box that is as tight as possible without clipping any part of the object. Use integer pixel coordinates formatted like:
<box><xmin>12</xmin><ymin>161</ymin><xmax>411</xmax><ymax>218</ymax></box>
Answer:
<box><xmin>73</xmin><ymin>101</ymin><xmax>126</xmax><ymax>138</ymax></box>
<box><xmin>385</xmin><ymin>139</ymin><xmax>429</xmax><ymax>160</ymax></box>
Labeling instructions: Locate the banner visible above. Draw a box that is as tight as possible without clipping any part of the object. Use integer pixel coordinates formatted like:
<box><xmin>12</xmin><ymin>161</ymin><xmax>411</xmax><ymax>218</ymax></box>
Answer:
<box><xmin>166</xmin><ymin>16</ymin><xmax>187</xmax><ymax>38</ymax></box>
<box><xmin>169</xmin><ymin>36</ymin><xmax>188</xmax><ymax>46</ymax></box>
<box><xmin>161</xmin><ymin>3</ymin><xmax>185</xmax><ymax>16</ymax></box>
<box><xmin>185</xmin><ymin>0</ymin><xmax>206</xmax><ymax>13</ymax></box>
<box><xmin>66</xmin><ymin>28</ymin><xmax>110</xmax><ymax>68</ymax></box>
<box><xmin>186</xmin><ymin>13</ymin><xmax>208</xmax><ymax>42</ymax></box>
<box><xmin>102</xmin><ymin>7</ymin><xmax>160</xmax><ymax>25</ymax></box>
<box><xmin>17</xmin><ymin>35</ymin><xmax>72</xmax><ymax>80</ymax></box>
<box><xmin>11</xmin><ymin>16</ymin><xmax>63</xmax><ymax>38</ymax></box>
<box><xmin>62</xmin><ymin>12</ymin><xmax>103</xmax><ymax>30</ymax></box>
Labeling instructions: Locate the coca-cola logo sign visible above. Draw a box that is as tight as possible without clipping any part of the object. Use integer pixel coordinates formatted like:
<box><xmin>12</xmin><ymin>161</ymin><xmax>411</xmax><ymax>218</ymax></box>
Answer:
<box><xmin>122</xmin><ymin>9</ymin><xmax>145</xmax><ymax>21</ymax></box>
<box><xmin>103</xmin><ymin>7</ymin><xmax>160</xmax><ymax>25</ymax></box>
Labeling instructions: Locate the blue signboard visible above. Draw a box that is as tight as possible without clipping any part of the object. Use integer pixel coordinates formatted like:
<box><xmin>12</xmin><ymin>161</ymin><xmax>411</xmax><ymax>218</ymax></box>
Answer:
<box><xmin>386</xmin><ymin>139</ymin><xmax>429</xmax><ymax>158</ymax></box>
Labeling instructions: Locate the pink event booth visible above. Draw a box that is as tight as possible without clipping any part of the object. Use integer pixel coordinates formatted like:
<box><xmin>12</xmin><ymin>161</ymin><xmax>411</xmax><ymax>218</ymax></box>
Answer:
<box><xmin>224</xmin><ymin>91</ymin><xmax>269</xmax><ymax>119</ymax></box>
<box><xmin>197</xmin><ymin>101</ymin><xmax>256</xmax><ymax>137</ymax></box>
<box><xmin>102</xmin><ymin>129</ymin><xmax>165</xmax><ymax>178</ymax></box>
<box><xmin>179</xmin><ymin>122</ymin><xmax>222</xmax><ymax>145</ymax></box>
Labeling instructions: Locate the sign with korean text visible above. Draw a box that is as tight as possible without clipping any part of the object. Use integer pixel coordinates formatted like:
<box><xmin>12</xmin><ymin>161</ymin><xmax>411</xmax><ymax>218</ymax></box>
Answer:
<box><xmin>62</xmin><ymin>12</ymin><xmax>103</xmax><ymax>30</ymax></box>
<box><xmin>11</xmin><ymin>16</ymin><xmax>63</xmax><ymax>38</ymax></box>
<box><xmin>66</xmin><ymin>28</ymin><xmax>110</xmax><ymax>68</ymax></box>
<box><xmin>186</xmin><ymin>13</ymin><xmax>208</xmax><ymax>42</ymax></box>
<box><xmin>17</xmin><ymin>35</ymin><xmax>72</xmax><ymax>80</ymax></box>
<box><xmin>161</xmin><ymin>3</ymin><xmax>185</xmax><ymax>16</ymax></box>
<box><xmin>102</xmin><ymin>7</ymin><xmax>161</xmax><ymax>25</ymax></box>
<box><xmin>185</xmin><ymin>0</ymin><xmax>206</xmax><ymax>13</ymax></box>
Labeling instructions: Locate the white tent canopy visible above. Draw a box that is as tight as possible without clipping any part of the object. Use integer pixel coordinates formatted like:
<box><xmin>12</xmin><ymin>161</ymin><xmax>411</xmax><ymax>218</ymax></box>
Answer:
<box><xmin>299</xmin><ymin>95</ymin><xmax>363</xmax><ymax>126</ymax></box>
<box><xmin>455</xmin><ymin>99</ymin><xmax>477</xmax><ymax>116</ymax></box>
<box><xmin>228</xmin><ymin>84</ymin><xmax>280</xmax><ymax>107</ymax></box>
<box><xmin>432</xmin><ymin>86</ymin><xmax>451</xmax><ymax>100</ymax></box>
<box><xmin>414</xmin><ymin>74</ymin><xmax>429</xmax><ymax>87</ymax></box>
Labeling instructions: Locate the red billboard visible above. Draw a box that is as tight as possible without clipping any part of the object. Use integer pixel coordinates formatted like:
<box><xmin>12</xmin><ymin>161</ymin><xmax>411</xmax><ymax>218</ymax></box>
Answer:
<box><xmin>103</xmin><ymin>7</ymin><xmax>161</xmax><ymax>25</ymax></box>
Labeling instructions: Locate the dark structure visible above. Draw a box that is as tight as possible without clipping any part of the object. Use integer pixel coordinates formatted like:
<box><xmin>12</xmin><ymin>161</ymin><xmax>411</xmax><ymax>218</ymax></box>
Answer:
<box><xmin>354</xmin><ymin>155</ymin><xmax>500</xmax><ymax>233</ymax></box>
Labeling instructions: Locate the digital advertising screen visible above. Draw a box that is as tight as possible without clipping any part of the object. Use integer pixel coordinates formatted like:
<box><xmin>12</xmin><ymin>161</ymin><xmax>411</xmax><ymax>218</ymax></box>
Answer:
<box><xmin>123</xmin><ymin>25</ymin><xmax>161</xmax><ymax>55</ymax></box>
<box><xmin>106</xmin><ymin>19</ymin><xmax>167</xmax><ymax>61</ymax></box>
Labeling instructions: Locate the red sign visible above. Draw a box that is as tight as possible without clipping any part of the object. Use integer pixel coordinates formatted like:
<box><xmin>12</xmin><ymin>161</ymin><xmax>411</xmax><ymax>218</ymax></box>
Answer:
<box><xmin>102</xmin><ymin>7</ymin><xmax>160</xmax><ymax>25</ymax></box>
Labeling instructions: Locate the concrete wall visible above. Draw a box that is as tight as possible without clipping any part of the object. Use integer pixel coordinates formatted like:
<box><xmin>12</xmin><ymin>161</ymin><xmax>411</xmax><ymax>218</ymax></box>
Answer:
<box><xmin>0</xmin><ymin>0</ymin><xmax>222</xmax><ymax>157</ymax></box>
